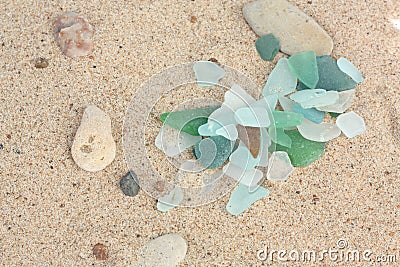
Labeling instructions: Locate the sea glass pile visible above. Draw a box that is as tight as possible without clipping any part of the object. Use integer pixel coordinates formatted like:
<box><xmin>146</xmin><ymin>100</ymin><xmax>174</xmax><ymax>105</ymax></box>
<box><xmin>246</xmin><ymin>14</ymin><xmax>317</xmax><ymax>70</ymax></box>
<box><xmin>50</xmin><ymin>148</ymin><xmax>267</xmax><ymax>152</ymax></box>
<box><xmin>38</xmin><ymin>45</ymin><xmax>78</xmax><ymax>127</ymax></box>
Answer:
<box><xmin>155</xmin><ymin>50</ymin><xmax>366</xmax><ymax>215</ymax></box>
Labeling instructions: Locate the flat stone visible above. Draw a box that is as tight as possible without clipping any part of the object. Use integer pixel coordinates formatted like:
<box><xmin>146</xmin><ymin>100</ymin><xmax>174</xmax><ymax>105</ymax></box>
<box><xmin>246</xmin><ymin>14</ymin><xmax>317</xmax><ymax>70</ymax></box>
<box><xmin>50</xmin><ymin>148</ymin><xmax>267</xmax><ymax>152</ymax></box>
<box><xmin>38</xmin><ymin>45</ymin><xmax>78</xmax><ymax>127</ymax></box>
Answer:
<box><xmin>120</xmin><ymin>171</ymin><xmax>140</xmax><ymax>197</ymax></box>
<box><xmin>316</xmin><ymin>89</ymin><xmax>356</xmax><ymax>113</ymax></box>
<box><xmin>160</xmin><ymin>106</ymin><xmax>219</xmax><ymax>136</ymax></box>
<box><xmin>263</xmin><ymin>58</ymin><xmax>297</xmax><ymax>97</ymax></box>
<box><xmin>267</xmin><ymin>151</ymin><xmax>294</xmax><ymax>181</ymax></box>
<box><xmin>269</xmin><ymin>127</ymin><xmax>292</xmax><ymax>148</ymax></box>
<box><xmin>255</xmin><ymin>34</ymin><xmax>280</xmax><ymax>61</ymax></box>
<box><xmin>243</xmin><ymin>0</ymin><xmax>333</xmax><ymax>55</ymax></box>
<box><xmin>293</xmin><ymin>104</ymin><xmax>325</xmax><ymax>124</ymax></box>
<box><xmin>54</xmin><ymin>12</ymin><xmax>94</xmax><ymax>58</ymax></box>
<box><xmin>155</xmin><ymin>125</ymin><xmax>201</xmax><ymax>157</ymax></box>
<box><xmin>298</xmin><ymin>56</ymin><xmax>357</xmax><ymax>91</ymax></box>
<box><xmin>337</xmin><ymin>57</ymin><xmax>364</xmax><ymax>83</ymax></box>
<box><xmin>226</xmin><ymin>184</ymin><xmax>270</xmax><ymax>216</ymax></box>
<box><xmin>297</xmin><ymin>119</ymin><xmax>341</xmax><ymax>142</ymax></box>
<box><xmin>229</xmin><ymin>142</ymin><xmax>259</xmax><ymax>170</ymax></box>
<box><xmin>71</xmin><ymin>105</ymin><xmax>116</xmax><ymax>172</ymax></box>
<box><xmin>276</xmin><ymin>130</ymin><xmax>326</xmax><ymax>167</ymax></box>
<box><xmin>271</xmin><ymin>110</ymin><xmax>304</xmax><ymax>128</ymax></box>
<box><xmin>157</xmin><ymin>187</ymin><xmax>184</xmax><ymax>212</ymax></box>
<box><xmin>194</xmin><ymin>136</ymin><xmax>234</xmax><ymax>169</ymax></box>
<box><xmin>336</xmin><ymin>111</ymin><xmax>366</xmax><ymax>138</ymax></box>
<box><xmin>138</xmin><ymin>233</ymin><xmax>187</xmax><ymax>267</ymax></box>
<box><xmin>235</xmin><ymin>107</ymin><xmax>271</xmax><ymax>127</ymax></box>
<box><xmin>223</xmin><ymin>162</ymin><xmax>263</xmax><ymax>187</ymax></box>
<box><xmin>287</xmin><ymin>51</ymin><xmax>319</xmax><ymax>89</ymax></box>
<box><xmin>194</xmin><ymin>61</ymin><xmax>226</xmax><ymax>86</ymax></box>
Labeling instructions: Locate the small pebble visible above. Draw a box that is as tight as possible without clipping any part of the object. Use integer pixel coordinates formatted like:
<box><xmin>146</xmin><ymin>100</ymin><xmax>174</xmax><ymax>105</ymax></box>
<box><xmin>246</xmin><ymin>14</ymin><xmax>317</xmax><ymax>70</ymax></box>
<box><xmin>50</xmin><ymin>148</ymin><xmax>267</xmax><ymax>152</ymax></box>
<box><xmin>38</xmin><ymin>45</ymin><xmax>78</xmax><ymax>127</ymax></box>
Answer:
<box><xmin>0</xmin><ymin>144</ymin><xmax>3</xmax><ymax>150</ymax></box>
<box><xmin>34</xmin><ymin>57</ymin><xmax>49</xmax><ymax>68</ymax></box>
<box><xmin>138</xmin><ymin>233</ymin><xmax>187</xmax><ymax>267</ymax></box>
<box><xmin>190</xmin><ymin>16</ymin><xmax>197</xmax><ymax>23</ymax></box>
<box><xmin>120</xmin><ymin>171</ymin><xmax>140</xmax><ymax>197</ymax></box>
<box><xmin>93</xmin><ymin>243</ymin><xmax>108</xmax><ymax>260</ymax></box>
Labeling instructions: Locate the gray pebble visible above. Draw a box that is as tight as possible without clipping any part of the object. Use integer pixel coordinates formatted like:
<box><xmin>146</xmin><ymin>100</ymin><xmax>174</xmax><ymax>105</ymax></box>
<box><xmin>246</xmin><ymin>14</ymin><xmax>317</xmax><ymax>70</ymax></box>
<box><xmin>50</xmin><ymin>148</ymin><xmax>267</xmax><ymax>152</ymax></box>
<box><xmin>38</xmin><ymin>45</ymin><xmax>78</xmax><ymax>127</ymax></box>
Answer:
<box><xmin>120</xmin><ymin>171</ymin><xmax>140</xmax><ymax>197</ymax></box>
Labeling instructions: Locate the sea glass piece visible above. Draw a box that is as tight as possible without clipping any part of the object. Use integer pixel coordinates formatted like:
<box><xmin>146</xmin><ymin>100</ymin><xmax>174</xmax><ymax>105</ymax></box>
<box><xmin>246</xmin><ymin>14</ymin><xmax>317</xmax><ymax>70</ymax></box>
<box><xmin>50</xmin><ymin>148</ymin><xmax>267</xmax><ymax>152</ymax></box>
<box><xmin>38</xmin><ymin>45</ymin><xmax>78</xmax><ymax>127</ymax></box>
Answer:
<box><xmin>208</xmin><ymin>106</ymin><xmax>236</xmax><ymax>129</ymax></box>
<box><xmin>329</xmin><ymin>112</ymin><xmax>341</xmax><ymax>118</ymax></box>
<box><xmin>223</xmin><ymin>163</ymin><xmax>263</xmax><ymax>188</ymax></box>
<box><xmin>157</xmin><ymin>187</ymin><xmax>184</xmax><ymax>212</ymax></box>
<box><xmin>298</xmin><ymin>56</ymin><xmax>357</xmax><ymax>91</ymax></box>
<box><xmin>222</xmin><ymin>84</ymin><xmax>256</xmax><ymax>110</ymax></box>
<box><xmin>160</xmin><ymin>106</ymin><xmax>219</xmax><ymax>136</ymax></box>
<box><xmin>229</xmin><ymin>142</ymin><xmax>259</xmax><ymax>170</ymax></box>
<box><xmin>271</xmin><ymin>111</ymin><xmax>304</xmax><ymax>128</ymax></box>
<box><xmin>255</xmin><ymin>34</ymin><xmax>280</xmax><ymax>61</ymax></box>
<box><xmin>269</xmin><ymin>127</ymin><xmax>292</xmax><ymax>148</ymax></box>
<box><xmin>296</xmin><ymin>91</ymin><xmax>340</xmax><ymax>109</ymax></box>
<box><xmin>279</xmin><ymin>96</ymin><xmax>296</xmax><ymax>112</ymax></box>
<box><xmin>226</xmin><ymin>184</ymin><xmax>270</xmax><ymax>216</ymax></box>
<box><xmin>215</xmin><ymin>124</ymin><xmax>238</xmax><ymax>141</ymax></box>
<box><xmin>257</xmin><ymin>128</ymin><xmax>270</xmax><ymax>167</ymax></box>
<box><xmin>336</xmin><ymin>111</ymin><xmax>366</xmax><ymax>138</ymax></box>
<box><xmin>251</xmin><ymin>95</ymin><xmax>278</xmax><ymax>111</ymax></box>
<box><xmin>263</xmin><ymin>58</ymin><xmax>297</xmax><ymax>96</ymax></box>
<box><xmin>297</xmin><ymin>119</ymin><xmax>341</xmax><ymax>142</ymax></box>
<box><xmin>290</xmin><ymin>89</ymin><xmax>326</xmax><ymax>103</ymax></box>
<box><xmin>275</xmin><ymin>130</ymin><xmax>326</xmax><ymax>167</ymax></box>
<box><xmin>287</xmin><ymin>51</ymin><xmax>319</xmax><ymax>89</ymax></box>
<box><xmin>197</xmin><ymin>122</ymin><xmax>219</xmax><ymax>136</ymax></box>
<box><xmin>194</xmin><ymin>136</ymin><xmax>234</xmax><ymax>169</ymax></box>
<box><xmin>267</xmin><ymin>151</ymin><xmax>294</xmax><ymax>181</ymax></box>
<box><xmin>155</xmin><ymin>125</ymin><xmax>201</xmax><ymax>157</ymax></box>
<box><xmin>193</xmin><ymin>61</ymin><xmax>226</xmax><ymax>87</ymax></box>
<box><xmin>237</xmin><ymin>126</ymin><xmax>260</xmax><ymax>158</ymax></box>
<box><xmin>235</xmin><ymin>107</ymin><xmax>271</xmax><ymax>127</ymax></box>
<box><xmin>337</xmin><ymin>57</ymin><xmax>363</xmax><ymax>83</ymax></box>
<box><xmin>316</xmin><ymin>89</ymin><xmax>355</xmax><ymax>113</ymax></box>
<box><xmin>293</xmin><ymin>104</ymin><xmax>325</xmax><ymax>124</ymax></box>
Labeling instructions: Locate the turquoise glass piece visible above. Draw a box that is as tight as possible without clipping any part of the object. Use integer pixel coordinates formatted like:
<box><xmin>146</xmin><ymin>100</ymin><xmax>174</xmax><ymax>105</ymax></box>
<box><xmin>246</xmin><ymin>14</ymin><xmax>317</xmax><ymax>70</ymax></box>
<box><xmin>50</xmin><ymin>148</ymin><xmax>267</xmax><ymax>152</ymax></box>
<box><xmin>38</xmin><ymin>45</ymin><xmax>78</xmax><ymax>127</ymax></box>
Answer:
<box><xmin>293</xmin><ymin>104</ymin><xmax>325</xmax><ymax>124</ymax></box>
<box><xmin>298</xmin><ymin>55</ymin><xmax>357</xmax><ymax>91</ymax></box>
<box><xmin>287</xmin><ymin>51</ymin><xmax>319</xmax><ymax>89</ymax></box>
<box><xmin>229</xmin><ymin>142</ymin><xmax>259</xmax><ymax>170</ymax></box>
<box><xmin>215</xmin><ymin>124</ymin><xmax>238</xmax><ymax>141</ymax></box>
<box><xmin>226</xmin><ymin>184</ymin><xmax>270</xmax><ymax>216</ymax></box>
<box><xmin>157</xmin><ymin>187</ymin><xmax>183</xmax><ymax>212</ymax></box>
<box><xmin>263</xmin><ymin>58</ymin><xmax>297</xmax><ymax>96</ymax></box>
<box><xmin>160</xmin><ymin>106</ymin><xmax>219</xmax><ymax>136</ymax></box>
<box><xmin>193</xmin><ymin>61</ymin><xmax>226</xmax><ymax>86</ymax></box>
<box><xmin>223</xmin><ymin>162</ymin><xmax>263</xmax><ymax>187</ymax></box>
<box><xmin>337</xmin><ymin>57</ymin><xmax>363</xmax><ymax>83</ymax></box>
<box><xmin>278</xmin><ymin>96</ymin><xmax>296</xmax><ymax>112</ymax></box>
<box><xmin>290</xmin><ymin>89</ymin><xmax>326</xmax><ymax>103</ymax></box>
<box><xmin>194</xmin><ymin>136</ymin><xmax>234</xmax><ymax>169</ymax></box>
<box><xmin>197</xmin><ymin>122</ymin><xmax>219</xmax><ymax>136</ymax></box>
<box><xmin>269</xmin><ymin>127</ymin><xmax>292</xmax><ymax>148</ymax></box>
<box><xmin>271</xmin><ymin>110</ymin><xmax>304</xmax><ymax>128</ymax></box>
<box><xmin>255</xmin><ymin>33</ymin><xmax>280</xmax><ymax>61</ymax></box>
<box><xmin>299</xmin><ymin>91</ymin><xmax>339</xmax><ymax>109</ymax></box>
<box><xmin>234</xmin><ymin>107</ymin><xmax>271</xmax><ymax>127</ymax></box>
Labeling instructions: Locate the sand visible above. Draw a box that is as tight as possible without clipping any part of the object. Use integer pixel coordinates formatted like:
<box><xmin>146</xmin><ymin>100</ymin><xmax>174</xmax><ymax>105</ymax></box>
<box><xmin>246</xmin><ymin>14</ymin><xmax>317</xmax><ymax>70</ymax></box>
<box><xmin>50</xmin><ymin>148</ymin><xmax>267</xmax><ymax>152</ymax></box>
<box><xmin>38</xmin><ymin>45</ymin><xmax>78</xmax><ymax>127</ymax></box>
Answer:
<box><xmin>0</xmin><ymin>0</ymin><xmax>399</xmax><ymax>266</ymax></box>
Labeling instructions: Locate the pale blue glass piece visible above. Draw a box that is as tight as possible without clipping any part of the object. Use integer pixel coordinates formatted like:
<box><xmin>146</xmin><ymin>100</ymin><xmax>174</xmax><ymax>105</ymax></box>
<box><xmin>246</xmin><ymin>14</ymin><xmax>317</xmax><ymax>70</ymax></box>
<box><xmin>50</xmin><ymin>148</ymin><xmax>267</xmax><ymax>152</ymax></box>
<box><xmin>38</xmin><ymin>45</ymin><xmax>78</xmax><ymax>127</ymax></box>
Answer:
<box><xmin>337</xmin><ymin>57</ymin><xmax>364</xmax><ymax>83</ymax></box>
<box><xmin>267</xmin><ymin>151</ymin><xmax>294</xmax><ymax>181</ymax></box>
<box><xmin>157</xmin><ymin>187</ymin><xmax>184</xmax><ymax>212</ymax></box>
<box><xmin>256</xmin><ymin>128</ymin><xmax>270</xmax><ymax>167</ymax></box>
<box><xmin>223</xmin><ymin>84</ymin><xmax>256</xmax><ymax>110</ymax></box>
<box><xmin>263</xmin><ymin>58</ymin><xmax>297</xmax><ymax>96</ymax></box>
<box><xmin>336</xmin><ymin>111</ymin><xmax>366</xmax><ymax>138</ymax></box>
<box><xmin>251</xmin><ymin>94</ymin><xmax>279</xmax><ymax>111</ymax></box>
<box><xmin>278</xmin><ymin>96</ymin><xmax>296</xmax><ymax>112</ymax></box>
<box><xmin>293</xmin><ymin>104</ymin><xmax>325</xmax><ymax>124</ymax></box>
<box><xmin>197</xmin><ymin>122</ymin><xmax>220</xmax><ymax>136</ymax></box>
<box><xmin>208</xmin><ymin>106</ymin><xmax>236</xmax><ymax>128</ymax></box>
<box><xmin>299</xmin><ymin>91</ymin><xmax>339</xmax><ymax>109</ymax></box>
<box><xmin>215</xmin><ymin>124</ymin><xmax>238</xmax><ymax>141</ymax></box>
<box><xmin>223</xmin><ymin>162</ymin><xmax>263</xmax><ymax>187</ymax></box>
<box><xmin>229</xmin><ymin>142</ymin><xmax>259</xmax><ymax>170</ymax></box>
<box><xmin>297</xmin><ymin>119</ymin><xmax>341</xmax><ymax>142</ymax></box>
<box><xmin>193</xmin><ymin>61</ymin><xmax>226</xmax><ymax>87</ymax></box>
<box><xmin>226</xmin><ymin>184</ymin><xmax>270</xmax><ymax>216</ymax></box>
<box><xmin>290</xmin><ymin>89</ymin><xmax>327</xmax><ymax>103</ymax></box>
<box><xmin>234</xmin><ymin>107</ymin><xmax>271</xmax><ymax>127</ymax></box>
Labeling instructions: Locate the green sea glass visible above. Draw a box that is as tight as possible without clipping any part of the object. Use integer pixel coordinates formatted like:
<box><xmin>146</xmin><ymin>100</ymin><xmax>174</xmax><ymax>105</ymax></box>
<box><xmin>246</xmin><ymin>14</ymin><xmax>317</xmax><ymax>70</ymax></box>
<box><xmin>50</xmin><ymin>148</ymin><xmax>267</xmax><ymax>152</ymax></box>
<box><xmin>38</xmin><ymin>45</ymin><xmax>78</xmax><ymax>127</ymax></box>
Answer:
<box><xmin>269</xmin><ymin>127</ymin><xmax>292</xmax><ymax>148</ymax></box>
<box><xmin>275</xmin><ymin>130</ymin><xmax>326</xmax><ymax>167</ymax></box>
<box><xmin>293</xmin><ymin>104</ymin><xmax>325</xmax><ymax>124</ymax></box>
<box><xmin>287</xmin><ymin>51</ymin><xmax>319</xmax><ymax>89</ymax></box>
<box><xmin>263</xmin><ymin>58</ymin><xmax>297</xmax><ymax>96</ymax></box>
<box><xmin>194</xmin><ymin>135</ymin><xmax>234</xmax><ymax>169</ymax></box>
<box><xmin>298</xmin><ymin>55</ymin><xmax>357</xmax><ymax>91</ymax></box>
<box><xmin>160</xmin><ymin>106</ymin><xmax>219</xmax><ymax>136</ymax></box>
<box><xmin>255</xmin><ymin>34</ymin><xmax>280</xmax><ymax>61</ymax></box>
<box><xmin>226</xmin><ymin>184</ymin><xmax>270</xmax><ymax>216</ymax></box>
<box><xmin>271</xmin><ymin>111</ymin><xmax>304</xmax><ymax>128</ymax></box>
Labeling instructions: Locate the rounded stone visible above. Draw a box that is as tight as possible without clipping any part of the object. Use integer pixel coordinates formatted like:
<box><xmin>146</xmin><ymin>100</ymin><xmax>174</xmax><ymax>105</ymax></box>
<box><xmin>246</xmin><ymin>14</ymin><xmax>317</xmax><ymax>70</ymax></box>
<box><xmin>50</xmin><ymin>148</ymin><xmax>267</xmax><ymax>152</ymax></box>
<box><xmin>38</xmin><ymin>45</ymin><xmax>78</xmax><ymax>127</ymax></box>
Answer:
<box><xmin>71</xmin><ymin>105</ymin><xmax>116</xmax><ymax>172</ymax></box>
<box><xmin>138</xmin><ymin>233</ymin><xmax>187</xmax><ymax>267</ymax></box>
<box><xmin>119</xmin><ymin>171</ymin><xmax>140</xmax><ymax>197</ymax></box>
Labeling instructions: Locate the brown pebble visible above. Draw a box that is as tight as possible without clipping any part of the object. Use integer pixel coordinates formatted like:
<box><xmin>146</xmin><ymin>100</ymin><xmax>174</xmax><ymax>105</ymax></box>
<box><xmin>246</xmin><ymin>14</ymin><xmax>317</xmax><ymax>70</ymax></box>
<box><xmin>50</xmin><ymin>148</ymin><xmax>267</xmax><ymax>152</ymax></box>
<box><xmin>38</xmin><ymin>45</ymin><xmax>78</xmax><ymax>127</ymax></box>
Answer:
<box><xmin>93</xmin><ymin>243</ymin><xmax>108</xmax><ymax>260</ymax></box>
<box><xmin>154</xmin><ymin>180</ymin><xmax>165</xmax><ymax>192</ymax></box>
<box><xmin>6</xmin><ymin>134</ymin><xmax>11</xmax><ymax>139</ymax></box>
<box><xmin>34</xmin><ymin>57</ymin><xmax>49</xmax><ymax>68</ymax></box>
<box><xmin>190</xmin><ymin>16</ymin><xmax>197</xmax><ymax>23</ymax></box>
<box><xmin>208</xmin><ymin>58</ymin><xmax>218</xmax><ymax>63</ymax></box>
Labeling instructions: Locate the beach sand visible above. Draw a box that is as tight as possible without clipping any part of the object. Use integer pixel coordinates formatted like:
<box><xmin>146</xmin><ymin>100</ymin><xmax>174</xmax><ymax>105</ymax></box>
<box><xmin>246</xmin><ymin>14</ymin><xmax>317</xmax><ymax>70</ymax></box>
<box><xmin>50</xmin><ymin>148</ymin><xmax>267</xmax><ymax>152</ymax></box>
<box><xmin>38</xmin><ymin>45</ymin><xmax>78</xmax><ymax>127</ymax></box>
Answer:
<box><xmin>1</xmin><ymin>0</ymin><xmax>399</xmax><ymax>266</ymax></box>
